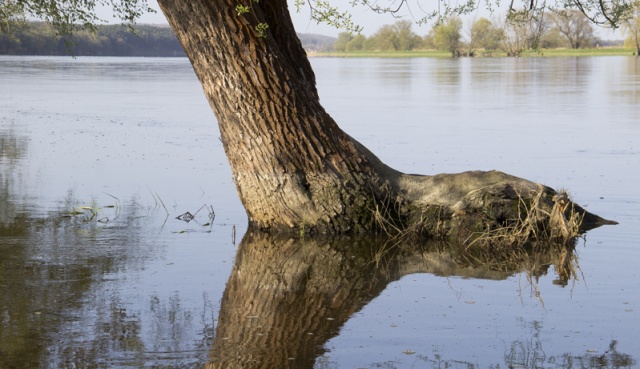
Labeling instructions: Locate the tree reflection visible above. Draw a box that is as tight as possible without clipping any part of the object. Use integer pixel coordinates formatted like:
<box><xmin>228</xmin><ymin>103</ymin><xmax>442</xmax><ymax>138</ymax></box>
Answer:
<box><xmin>206</xmin><ymin>231</ymin><xmax>634</xmax><ymax>369</ymax></box>
<box><xmin>0</xmin><ymin>130</ymin><xmax>634</xmax><ymax>369</ymax></box>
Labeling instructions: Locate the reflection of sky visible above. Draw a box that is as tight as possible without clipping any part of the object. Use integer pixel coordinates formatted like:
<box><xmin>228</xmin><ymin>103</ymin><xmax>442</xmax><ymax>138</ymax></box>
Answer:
<box><xmin>0</xmin><ymin>57</ymin><xmax>244</xmax><ymax>218</ymax></box>
<box><xmin>0</xmin><ymin>56</ymin><xmax>242</xmax><ymax>365</ymax></box>
<box><xmin>315</xmin><ymin>57</ymin><xmax>640</xmax><ymax>197</ymax></box>
<box><xmin>1</xmin><ymin>56</ymin><xmax>638</xmax><ymax>367</ymax></box>
<box><xmin>315</xmin><ymin>56</ymin><xmax>640</xmax><ymax>366</ymax></box>
<box><xmin>332</xmin><ymin>262</ymin><xmax>637</xmax><ymax>367</ymax></box>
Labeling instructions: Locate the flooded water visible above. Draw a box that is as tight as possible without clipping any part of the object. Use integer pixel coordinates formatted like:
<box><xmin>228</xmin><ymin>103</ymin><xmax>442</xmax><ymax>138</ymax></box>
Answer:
<box><xmin>1</xmin><ymin>55</ymin><xmax>639</xmax><ymax>368</ymax></box>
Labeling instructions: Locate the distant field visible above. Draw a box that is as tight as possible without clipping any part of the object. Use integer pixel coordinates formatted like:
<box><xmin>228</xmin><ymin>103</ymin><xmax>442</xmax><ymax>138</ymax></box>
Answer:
<box><xmin>311</xmin><ymin>47</ymin><xmax>635</xmax><ymax>58</ymax></box>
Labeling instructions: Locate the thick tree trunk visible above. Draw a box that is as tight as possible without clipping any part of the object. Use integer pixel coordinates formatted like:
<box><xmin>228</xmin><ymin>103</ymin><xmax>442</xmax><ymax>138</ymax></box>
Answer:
<box><xmin>158</xmin><ymin>0</ymin><xmax>393</xmax><ymax>234</ymax></box>
<box><xmin>157</xmin><ymin>0</ymin><xmax>614</xmax><ymax>242</ymax></box>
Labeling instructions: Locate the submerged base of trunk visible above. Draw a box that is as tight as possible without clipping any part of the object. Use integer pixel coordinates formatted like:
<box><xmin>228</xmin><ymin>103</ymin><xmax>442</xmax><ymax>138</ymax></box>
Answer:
<box><xmin>256</xmin><ymin>166</ymin><xmax>616</xmax><ymax>248</ymax></box>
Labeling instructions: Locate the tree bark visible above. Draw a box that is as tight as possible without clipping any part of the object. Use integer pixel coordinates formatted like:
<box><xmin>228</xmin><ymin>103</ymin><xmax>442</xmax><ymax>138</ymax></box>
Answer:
<box><xmin>157</xmin><ymin>0</ymin><xmax>614</xmax><ymax>242</ymax></box>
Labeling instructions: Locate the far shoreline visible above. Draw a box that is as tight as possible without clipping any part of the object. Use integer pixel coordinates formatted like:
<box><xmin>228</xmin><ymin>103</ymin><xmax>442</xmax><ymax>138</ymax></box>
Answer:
<box><xmin>309</xmin><ymin>47</ymin><xmax>636</xmax><ymax>58</ymax></box>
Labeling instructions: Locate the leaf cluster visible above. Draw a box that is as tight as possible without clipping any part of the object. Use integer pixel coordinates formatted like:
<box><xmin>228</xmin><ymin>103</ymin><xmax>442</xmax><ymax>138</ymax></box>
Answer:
<box><xmin>0</xmin><ymin>0</ymin><xmax>25</xmax><ymax>33</ymax></box>
<box><xmin>235</xmin><ymin>0</ymin><xmax>269</xmax><ymax>37</ymax></box>
<box><xmin>293</xmin><ymin>0</ymin><xmax>363</xmax><ymax>33</ymax></box>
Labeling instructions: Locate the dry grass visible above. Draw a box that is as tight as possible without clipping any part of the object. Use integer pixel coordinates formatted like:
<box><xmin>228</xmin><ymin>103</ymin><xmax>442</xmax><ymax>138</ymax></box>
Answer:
<box><xmin>368</xmin><ymin>186</ymin><xmax>585</xmax><ymax>271</ymax></box>
<box><xmin>464</xmin><ymin>187</ymin><xmax>583</xmax><ymax>250</ymax></box>
<box><xmin>370</xmin><ymin>198</ymin><xmax>446</xmax><ymax>266</ymax></box>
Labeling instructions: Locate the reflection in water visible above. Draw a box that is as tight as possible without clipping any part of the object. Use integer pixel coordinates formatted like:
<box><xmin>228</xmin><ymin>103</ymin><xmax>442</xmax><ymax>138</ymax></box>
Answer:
<box><xmin>206</xmin><ymin>231</ymin><xmax>635</xmax><ymax>369</ymax></box>
<box><xmin>434</xmin><ymin>59</ymin><xmax>461</xmax><ymax>87</ymax></box>
<box><xmin>0</xmin><ymin>129</ymin><xmax>28</xmax><ymax>163</ymax></box>
<box><xmin>467</xmin><ymin>58</ymin><xmax>592</xmax><ymax>101</ymax></box>
<box><xmin>2</xmin><ymin>57</ymin><xmax>639</xmax><ymax>367</ymax></box>
<box><xmin>0</xmin><ymin>125</ymin><xmax>636</xmax><ymax>367</ymax></box>
<box><xmin>377</xmin><ymin>59</ymin><xmax>414</xmax><ymax>90</ymax></box>
<box><xmin>503</xmin><ymin>338</ymin><xmax>633</xmax><ymax>369</ymax></box>
<box><xmin>0</xmin><ymin>128</ymin><xmax>214</xmax><ymax>367</ymax></box>
<box><xmin>0</xmin><ymin>129</ymin><xmax>29</xmax><ymax>221</ymax></box>
<box><xmin>0</xmin><ymin>196</ymin><xmax>217</xmax><ymax>368</ymax></box>
<box><xmin>612</xmin><ymin>57</ymin><xmax>640</xmax><ymax>106</ymax></box>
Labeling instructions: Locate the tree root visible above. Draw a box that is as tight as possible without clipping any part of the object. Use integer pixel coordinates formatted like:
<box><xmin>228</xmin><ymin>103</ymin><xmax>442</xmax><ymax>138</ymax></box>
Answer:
<box><xmin>381</xmin><ymin>170</ymin><xmax>617</xmax><ymax>249</ymax></box>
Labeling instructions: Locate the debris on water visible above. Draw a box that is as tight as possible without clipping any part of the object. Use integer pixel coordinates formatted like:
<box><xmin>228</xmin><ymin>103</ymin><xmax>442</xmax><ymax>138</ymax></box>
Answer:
<box><xmin>172</xmin><ymin>229</ymin><xmax>197</xmax><ymax>234</ymax></box>
<box><xmin>402</xmin><ymin>350</ymin><xmax>415</xmax><ymax>355</ymax></box>
<box><xmin>176</xmin><ymin>211</ymin><xmax>194</xmax><ymax>222</ymax></box>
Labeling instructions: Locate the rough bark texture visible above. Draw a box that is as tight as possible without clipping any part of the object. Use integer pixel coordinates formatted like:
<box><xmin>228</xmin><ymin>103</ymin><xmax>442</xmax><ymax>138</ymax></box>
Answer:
<box><xmin>157</xmin><ymin>0</ymin><xmax>614</xmax><ymax>242</ymax></box>
<box><xmin>204</xmin><ymin>231</ymin><xmax>579</xmax><ymax>368</ymax></box>
<box><xmin>158</xmin><ymin>0</ymin><xmax>394</xmax><ymax>234</ymax></box>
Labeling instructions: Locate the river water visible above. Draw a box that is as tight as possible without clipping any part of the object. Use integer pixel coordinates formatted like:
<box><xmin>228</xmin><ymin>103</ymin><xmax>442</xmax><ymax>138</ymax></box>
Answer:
<box><xmin>0</xmin><ymin>55</ymin><xmax>638</xmax><ymax>368</ymax></box>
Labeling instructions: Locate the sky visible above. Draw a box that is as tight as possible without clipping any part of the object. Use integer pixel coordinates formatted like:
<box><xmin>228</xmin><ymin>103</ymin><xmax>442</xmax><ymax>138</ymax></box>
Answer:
<box><xmin>133</xmin><ymin>1</ymin><xmax>413</xmax><ymax>37</ymax></box>
<box><xmin>129</xmin><ymin>0</ymin><xmax>622</xmax><ymax>40</ymax></box>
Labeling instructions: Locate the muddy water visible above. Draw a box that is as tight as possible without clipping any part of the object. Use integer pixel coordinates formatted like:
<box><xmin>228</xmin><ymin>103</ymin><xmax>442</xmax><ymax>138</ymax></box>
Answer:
<box><xmin>1</xmin><ymin>56</ymin><xmax>639</xmax><ymax>368</ymax></box>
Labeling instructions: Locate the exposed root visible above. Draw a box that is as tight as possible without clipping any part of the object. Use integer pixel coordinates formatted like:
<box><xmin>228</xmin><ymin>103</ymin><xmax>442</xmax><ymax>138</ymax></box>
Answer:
<box><xmin>370</xmin><ymin>176</ymin><xmax>594</xmax><ymax>252</ymax></box>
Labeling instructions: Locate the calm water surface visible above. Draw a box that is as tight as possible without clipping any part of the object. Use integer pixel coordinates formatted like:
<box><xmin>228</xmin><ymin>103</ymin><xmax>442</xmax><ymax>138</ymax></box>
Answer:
<box><xmin>0</xmin><ymin>55</ymin><xmax>638</xmax><ymax>368</ymax></box>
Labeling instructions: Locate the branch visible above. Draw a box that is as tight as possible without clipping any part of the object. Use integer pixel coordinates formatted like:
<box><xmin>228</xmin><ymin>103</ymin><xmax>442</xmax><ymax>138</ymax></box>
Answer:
<box><xmin>293</xmin><ymin>0</ymin><xmax>363</xmax><ymax>33</ymax></box>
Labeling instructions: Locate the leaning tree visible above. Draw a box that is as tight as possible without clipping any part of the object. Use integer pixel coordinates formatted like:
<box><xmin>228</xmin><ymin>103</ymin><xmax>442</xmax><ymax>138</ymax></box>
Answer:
<box><xmin>2</xmin><ymin>0</ymin><xmax>623</xmax><ymax>244</ymax></box>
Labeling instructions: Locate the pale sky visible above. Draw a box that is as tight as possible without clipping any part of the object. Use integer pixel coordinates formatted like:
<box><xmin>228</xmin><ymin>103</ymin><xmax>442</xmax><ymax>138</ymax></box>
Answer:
<box><xmin>134</xmin><ymin>1</ymin><xmax>412</xmax><ymax>37</ymax></box>
<box><xmin>130</xmin><ymin>0</ymin><xmax>621</xmax><ymax>40</ymax></box>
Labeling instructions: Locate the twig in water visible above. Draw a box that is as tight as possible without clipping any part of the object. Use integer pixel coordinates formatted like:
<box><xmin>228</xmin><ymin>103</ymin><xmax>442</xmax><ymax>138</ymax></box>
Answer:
<box><xmin>103</xmin><ymin>192</ymin><xmax>121</xmax><ymax>217</ymax></box>
<box><xmin>232</xmin><ymin>225</ymin><xmax>236</xmax><ymax>245</ymax></box>
<box><xmin>155</xmin><ymin>192</ymin><xmax>169</xmax><ymax>216</ymax></box>
<box><xmin>193</xmin><ymin>204</ymin><xmax>208</xmax><ymax>218</ymax></box>
<box><xmin>208</xmin><ymin>205</ymin><xmax>215</xmax><ymax>222</ymax></box>
<box><xmin>147</xmin><ymin>187</ymin><xmax>169</xmax><ymax>216</ymax></box>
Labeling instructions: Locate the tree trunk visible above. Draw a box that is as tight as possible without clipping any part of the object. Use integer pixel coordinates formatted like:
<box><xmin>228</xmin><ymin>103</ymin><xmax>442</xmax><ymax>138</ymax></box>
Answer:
<box><xmin>157</xmin><ymin>0</ymin><xmax>614</xmax><ymax>242</ymax></box>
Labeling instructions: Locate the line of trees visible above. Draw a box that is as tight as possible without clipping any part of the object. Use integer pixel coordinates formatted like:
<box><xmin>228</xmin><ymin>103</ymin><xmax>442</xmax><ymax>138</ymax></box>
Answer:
<box><xmin>0</xmin><ymin>22</ymin><xmax>186</xmax><ymax>56</ymax></box>
<box><xmin>623</xmin><ymin>8</ymin><xmax>640</xmax><ymax>54</ymax></box>
<box><xmin>335</xmin><ymin>11</ymin><xmax>629</xmax><ymax>56</ymax></box>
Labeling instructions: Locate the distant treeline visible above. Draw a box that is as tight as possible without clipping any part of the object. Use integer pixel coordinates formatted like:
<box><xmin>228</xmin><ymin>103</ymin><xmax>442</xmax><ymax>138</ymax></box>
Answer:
<box><xmin>0</xmin><ymin>22</ymin><xmax>186</xmax><ymax>56</ymax></box>
<box><xmin>297</xmin><ymin>33</ymin><xmax>336</xmax><ymax>52</ymax></box>
<box><xmin>0</xmin><ymin>22</ymin><xmax>337</xmax><ymax>56</ymax></box>
<box><xmin>335</xmin><ymin>15</ymin><xmax>626</xmax><ymax>57</ymax></box>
